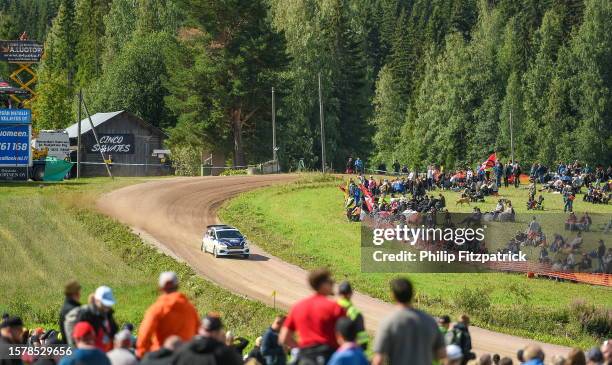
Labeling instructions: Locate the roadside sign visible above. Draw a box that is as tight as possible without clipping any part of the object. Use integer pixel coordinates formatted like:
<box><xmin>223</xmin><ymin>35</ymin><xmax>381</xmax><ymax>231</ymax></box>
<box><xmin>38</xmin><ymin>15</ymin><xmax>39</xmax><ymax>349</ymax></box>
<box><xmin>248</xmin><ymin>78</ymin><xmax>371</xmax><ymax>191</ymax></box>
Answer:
<box><xmin>0</xmin><ymin>109</ymin><xmax>31</xmax><ymax>124</ymax></box>
<box><xmin>0</xmin><ymin>40</ymin><xmax>43</xmax><ymax>63</ymax></box>
<box><xmin>0</xmin><ymin>124</ymin><xmax>31</xmax><ymax>167</ymax></box>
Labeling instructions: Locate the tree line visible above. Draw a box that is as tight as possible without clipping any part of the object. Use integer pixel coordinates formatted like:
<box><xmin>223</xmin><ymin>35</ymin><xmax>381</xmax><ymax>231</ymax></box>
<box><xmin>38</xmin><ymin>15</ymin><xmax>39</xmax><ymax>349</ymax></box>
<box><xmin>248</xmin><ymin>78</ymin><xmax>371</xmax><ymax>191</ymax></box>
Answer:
<box><xmin>0</xmin><ymin>0</ymin><xmax>609</xmax><ymax>171</ymax></box>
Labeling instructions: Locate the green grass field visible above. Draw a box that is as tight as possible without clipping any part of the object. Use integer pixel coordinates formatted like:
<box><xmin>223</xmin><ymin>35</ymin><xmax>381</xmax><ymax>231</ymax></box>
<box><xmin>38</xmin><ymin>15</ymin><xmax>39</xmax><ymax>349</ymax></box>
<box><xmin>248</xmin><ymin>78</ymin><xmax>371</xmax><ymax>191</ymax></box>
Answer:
<box><xmin>220</xmin><ymin>174</ymin><xmax>612</xmax><ymax>348</ymax></box>
<box><xmin>0</xmin><ymin>178</ymin><xmax>278</xmax><ymax>342</ymax></box>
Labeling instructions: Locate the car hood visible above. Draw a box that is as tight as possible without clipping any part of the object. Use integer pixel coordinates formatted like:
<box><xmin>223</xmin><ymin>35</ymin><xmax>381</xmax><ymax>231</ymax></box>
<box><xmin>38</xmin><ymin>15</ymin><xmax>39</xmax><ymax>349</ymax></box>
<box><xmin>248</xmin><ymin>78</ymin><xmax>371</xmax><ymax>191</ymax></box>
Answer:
<box><xmin>218</xmin><ymin>238</ymin><xmax>245</xmax><ymax>246</ymax></box>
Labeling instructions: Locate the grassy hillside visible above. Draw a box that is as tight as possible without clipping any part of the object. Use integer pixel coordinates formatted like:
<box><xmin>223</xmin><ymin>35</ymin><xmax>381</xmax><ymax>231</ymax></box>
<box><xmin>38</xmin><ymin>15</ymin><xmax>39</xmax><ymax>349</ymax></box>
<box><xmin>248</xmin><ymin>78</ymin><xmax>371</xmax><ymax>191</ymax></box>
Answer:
<box><xmin>0</xmin><ymin>178</ymin><xmax>278</xmax><ymax>341</ymax></box>
<box><xmin>220</xmin><ymin>174</ymin><xmax>612</xmax><ymax>348</ymax></box>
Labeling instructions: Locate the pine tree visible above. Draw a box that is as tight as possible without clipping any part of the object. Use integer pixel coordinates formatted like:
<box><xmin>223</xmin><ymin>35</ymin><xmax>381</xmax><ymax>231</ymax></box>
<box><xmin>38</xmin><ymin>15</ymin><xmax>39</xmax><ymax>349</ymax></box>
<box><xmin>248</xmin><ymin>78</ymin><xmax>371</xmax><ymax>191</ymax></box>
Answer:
<box><xmin>74</xmin><ymin>0</ymin><xmax>109</xmax><ymax>87</ymax></box>
<box><xmin>32</xmin><ymin>0</ymin><xmax>77</xmax><ymax>129</ymax></box>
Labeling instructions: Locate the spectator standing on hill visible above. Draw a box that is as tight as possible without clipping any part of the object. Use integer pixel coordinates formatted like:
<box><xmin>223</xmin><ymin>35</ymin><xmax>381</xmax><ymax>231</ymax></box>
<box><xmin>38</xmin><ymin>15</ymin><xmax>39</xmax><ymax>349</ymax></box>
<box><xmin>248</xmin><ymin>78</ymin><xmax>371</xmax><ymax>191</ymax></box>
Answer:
<box><xmin>522</xmin><ymin>345</ymin><xmax>545</xmax><ymax>365</ymax></box>
<box><xmin>139</xmin><ymin>336</ymin><xmax>182</xmax><ymax>365</ymax></box>
<box><xmin>59</xmin><ymin>280</ymin><xmax>81</xmax><ymax>344</ymax></box>
<box><xmin>438</xmin><ymin>316</ymin><xmax>451</xmax><ymax>344</ymax></box>
<box><xmin>327</xmin><ymin>317</ymin><xmax>368</xmax><ymax>365</ymax></box>
<box><xmin>372</xmin><ymin>278</ymin><xmax>446</xmax><ymax>365</ymax></box>
<box><xmin>280</xmin><ymin>268</ymin><xmax>345</xmax><ymax>365</ymax></box>
<box><xmin>64</xmin><ymin>286</ymin><xmax>118</xmax><ymax>351</ymax></box>
<box><xmin>59</xmin><ymin>322</ymin><xmax>110</xmax><ymax>365</ymax></box>
<box><xmin>0</xmin><ymin>315</ymin><xmax>24</xmax><ymax>365</ymax></box>
<box><xmin>513</xmin><ymin>162</ymin><xmax>521</xmax><ymax>188</ymax></box>
<box><xmin>172</xmin><ymin>313</ymin><xmax>242</xmax><ymax>365</ymax></box>
<box><xmin>136</xmin><ymin>272</ymin><xmax>200</xmax><ymax>358</ymax></box>
<box><xmin>107</xmin><ymin>330</ymin><xmax>137</xmax><ymax>365</ymax></box>
<box><xmin>261</xmin><ymin>315</ymin><xmax>286</xmax><ymax>365</ymax></box>
<box><xmin>336</xmin><ymin>281</ymin><xmax>368</xmax><ymax>350</ymax></box>
<box><xmin>449</xmin><ymin>315</ymin><xmax>475</xmax><ymax>365</ymax></box>
<box><xmin>494</xmin><ymin>162</ymin><xmax>503</xmax><ymax>187</ymax></box>
<box><xmin>504</xmin><ymin>161</ymin><xmax>512</xmax><ymax>188</ymax></box>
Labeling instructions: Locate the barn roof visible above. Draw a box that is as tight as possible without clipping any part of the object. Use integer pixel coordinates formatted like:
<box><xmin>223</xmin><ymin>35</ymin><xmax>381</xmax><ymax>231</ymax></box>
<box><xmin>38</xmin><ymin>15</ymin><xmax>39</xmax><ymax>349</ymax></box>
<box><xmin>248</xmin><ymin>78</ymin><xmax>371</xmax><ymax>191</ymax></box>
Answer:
<box><xmin>64</xmin><ymin>110</ymin><xmax>167</xmax><ymax>138</ymax></box>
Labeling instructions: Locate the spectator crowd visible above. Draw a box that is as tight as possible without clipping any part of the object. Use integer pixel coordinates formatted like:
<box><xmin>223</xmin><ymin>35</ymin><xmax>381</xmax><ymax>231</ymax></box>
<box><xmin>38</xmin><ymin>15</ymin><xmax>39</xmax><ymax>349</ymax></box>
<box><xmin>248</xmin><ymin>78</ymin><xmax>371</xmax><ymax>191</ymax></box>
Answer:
<box><xmin>1</xmin><ymin>269</ymin><xmax>610</xmax><ymax>365</ymax></box>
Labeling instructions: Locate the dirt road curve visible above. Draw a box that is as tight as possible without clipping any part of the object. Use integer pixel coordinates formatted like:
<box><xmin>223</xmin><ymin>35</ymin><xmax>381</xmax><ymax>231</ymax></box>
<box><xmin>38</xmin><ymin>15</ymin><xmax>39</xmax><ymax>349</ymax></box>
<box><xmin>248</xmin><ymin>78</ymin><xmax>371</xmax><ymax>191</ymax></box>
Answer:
<box><xmin>98</xmin><ymin>175</ymin><xmax>570</xmax><ymax>359</ymax></box>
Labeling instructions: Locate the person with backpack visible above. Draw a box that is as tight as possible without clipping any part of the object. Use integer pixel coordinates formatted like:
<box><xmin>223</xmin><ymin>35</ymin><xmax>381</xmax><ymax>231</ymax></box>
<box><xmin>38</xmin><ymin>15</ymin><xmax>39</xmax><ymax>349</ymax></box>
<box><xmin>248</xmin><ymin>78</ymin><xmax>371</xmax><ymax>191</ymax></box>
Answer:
<box><xmin>64</xmin><ymin>286</ymin><xmax>118</xmax><ymax>352</ymax></box>
<box><xmin>449</xmin><ymin>315</ymin><xmax>475</xmax><ymax>365</ymax></box>
<box><xmin>172</xmin><ymin>313</ymin><xmax>242</xmax><ymax>365</ymax></box>
<box><xmin>336</xmin><ymin>281</ymin><xmax>368</xmax><ymax>350</ymax></box>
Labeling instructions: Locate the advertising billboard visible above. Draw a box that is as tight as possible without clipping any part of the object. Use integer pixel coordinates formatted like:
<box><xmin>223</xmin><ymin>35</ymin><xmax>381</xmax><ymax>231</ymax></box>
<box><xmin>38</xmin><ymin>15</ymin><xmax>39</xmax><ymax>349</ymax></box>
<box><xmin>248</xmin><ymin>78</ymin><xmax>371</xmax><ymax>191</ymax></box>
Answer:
<box><xmin>0</xmin><ymin>40</ymin><xmax>43</xmax><ymax>63</ymax></box>
<box><xmin>0</xmin><ymin>124</ymin><xmax>31</xmax><ymax>167</ymax></box>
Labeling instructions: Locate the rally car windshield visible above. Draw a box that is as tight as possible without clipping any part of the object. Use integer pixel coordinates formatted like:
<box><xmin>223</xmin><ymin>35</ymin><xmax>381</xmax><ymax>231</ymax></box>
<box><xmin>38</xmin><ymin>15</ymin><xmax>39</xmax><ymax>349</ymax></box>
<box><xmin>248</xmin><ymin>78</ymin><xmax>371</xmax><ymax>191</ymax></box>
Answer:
<box><xmin>216</xmin><ymin>230</ymin><xmax>243</xmax><ymax>239</ymax></box>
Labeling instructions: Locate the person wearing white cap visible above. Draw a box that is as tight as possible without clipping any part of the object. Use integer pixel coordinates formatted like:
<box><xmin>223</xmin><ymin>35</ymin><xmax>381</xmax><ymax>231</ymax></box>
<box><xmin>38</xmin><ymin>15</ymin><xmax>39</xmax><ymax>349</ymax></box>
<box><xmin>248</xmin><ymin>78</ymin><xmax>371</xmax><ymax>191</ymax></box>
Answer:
<box><xmin>63</xmin><ymin>285</ymin><xmax>119</xmax><ymax>351</ymax></box>
<box><xmin>136</xmin><ymin>271</ymin><xmax>200</xmax><ymax>359</ymax></box>
<box><xmin>445</xmin><ymin>345</ymin><xmax>463</xmax><ymax>365</ymax></box>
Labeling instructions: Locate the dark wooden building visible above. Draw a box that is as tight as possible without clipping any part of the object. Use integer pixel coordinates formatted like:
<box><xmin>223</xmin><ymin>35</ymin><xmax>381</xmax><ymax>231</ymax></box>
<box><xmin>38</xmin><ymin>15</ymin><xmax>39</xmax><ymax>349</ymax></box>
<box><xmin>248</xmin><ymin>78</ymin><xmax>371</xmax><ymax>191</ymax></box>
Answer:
<box><xmin>65</xmin><ymin>110</ymin><xmax>171</xmax><ymax>177</ymax></box>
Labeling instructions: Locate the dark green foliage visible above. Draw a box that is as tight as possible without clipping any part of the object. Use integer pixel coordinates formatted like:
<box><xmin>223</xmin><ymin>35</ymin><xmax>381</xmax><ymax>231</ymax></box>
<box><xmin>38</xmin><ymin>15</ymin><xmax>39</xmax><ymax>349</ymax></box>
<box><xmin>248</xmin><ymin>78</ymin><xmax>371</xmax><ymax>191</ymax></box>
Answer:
<box><xmin>10</xmin><ymin>0</ymin><xmax>611</xmax><ymax>169</ymax></box>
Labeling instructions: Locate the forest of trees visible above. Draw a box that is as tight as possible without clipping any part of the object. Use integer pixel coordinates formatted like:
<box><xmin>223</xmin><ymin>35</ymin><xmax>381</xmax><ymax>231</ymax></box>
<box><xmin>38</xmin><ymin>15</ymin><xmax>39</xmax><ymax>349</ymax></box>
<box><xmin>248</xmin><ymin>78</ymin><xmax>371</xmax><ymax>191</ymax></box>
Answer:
<box><xmin>0</xmin><ymin>0</ymin><xmax>610</xmax><ymax>172</ymax></box>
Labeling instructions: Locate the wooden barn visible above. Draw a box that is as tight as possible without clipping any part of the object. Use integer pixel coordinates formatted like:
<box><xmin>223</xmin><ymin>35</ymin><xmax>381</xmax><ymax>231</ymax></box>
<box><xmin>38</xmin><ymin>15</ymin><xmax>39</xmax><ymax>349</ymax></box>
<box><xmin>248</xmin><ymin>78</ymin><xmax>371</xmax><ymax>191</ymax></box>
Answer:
<box><xmin>65</xmin><ymin>110</ymin><xmax>171</xmax><ymax>177</ymax></box>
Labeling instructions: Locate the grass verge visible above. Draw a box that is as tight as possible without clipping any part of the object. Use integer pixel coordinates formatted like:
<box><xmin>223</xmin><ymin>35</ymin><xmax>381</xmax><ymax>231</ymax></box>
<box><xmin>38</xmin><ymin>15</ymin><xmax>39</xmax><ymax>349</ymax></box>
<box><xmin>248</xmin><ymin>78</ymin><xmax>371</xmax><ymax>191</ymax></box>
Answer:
<box><xmin>219</xmin><ymin>174</ymin><xmax>612</xmax><ymax>348</ymax></box>
<box><xmin>0</xmin><ymin>178</ymin><xmax>278</xmax><ymax>342</ymax></box>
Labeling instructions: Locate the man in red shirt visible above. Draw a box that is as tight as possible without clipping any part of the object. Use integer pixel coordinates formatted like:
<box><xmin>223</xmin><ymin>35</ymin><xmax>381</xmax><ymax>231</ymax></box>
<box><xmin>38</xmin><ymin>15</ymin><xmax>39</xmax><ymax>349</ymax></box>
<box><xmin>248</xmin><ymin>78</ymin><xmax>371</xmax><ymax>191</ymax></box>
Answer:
<box><xmin>280</xmin><ymin>268</ymin><xmax>345</xmax><ymax>364</ymax></box>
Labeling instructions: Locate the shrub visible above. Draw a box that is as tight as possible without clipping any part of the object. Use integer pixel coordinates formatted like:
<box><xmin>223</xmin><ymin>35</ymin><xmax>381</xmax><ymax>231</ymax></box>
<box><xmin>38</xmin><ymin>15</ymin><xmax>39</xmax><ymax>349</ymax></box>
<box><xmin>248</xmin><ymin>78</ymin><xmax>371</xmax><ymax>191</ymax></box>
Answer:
<box><xmin>570</xmin><ymin>300</ymin><xmax>612</xmax><ymax>339</ymax></box>
<box><xmin>220</xmin><ymin>168</ymin><xmax>248</xmax><ymax>176</ymax></box>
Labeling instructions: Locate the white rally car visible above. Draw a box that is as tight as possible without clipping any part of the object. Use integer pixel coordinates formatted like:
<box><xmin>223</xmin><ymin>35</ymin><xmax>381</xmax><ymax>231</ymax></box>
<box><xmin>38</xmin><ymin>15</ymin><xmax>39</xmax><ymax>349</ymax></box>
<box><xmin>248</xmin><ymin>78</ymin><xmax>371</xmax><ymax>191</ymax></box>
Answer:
<box><xmin>201</xmin><ymin>225</ymin><xmax>250</xmax><ymax>259</ymax></box>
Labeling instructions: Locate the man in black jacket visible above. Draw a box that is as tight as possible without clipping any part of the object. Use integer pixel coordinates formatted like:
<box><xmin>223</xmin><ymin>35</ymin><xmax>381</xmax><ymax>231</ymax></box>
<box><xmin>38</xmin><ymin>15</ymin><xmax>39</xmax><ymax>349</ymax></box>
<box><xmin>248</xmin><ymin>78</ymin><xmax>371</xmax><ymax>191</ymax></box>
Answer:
<box><xmin>59</xmin><ymin>280</ymin><xmax>81</xmax><ymax>344</ymax></box>
<box><xmin>172</xmin><ymin>314</ymin><xmax>241</xmax><ymax>365</ymax></box>
<box><xmin>261</xmin><ymin>315</ymin><xmax>286</xmax><ymax>365</ymax></box>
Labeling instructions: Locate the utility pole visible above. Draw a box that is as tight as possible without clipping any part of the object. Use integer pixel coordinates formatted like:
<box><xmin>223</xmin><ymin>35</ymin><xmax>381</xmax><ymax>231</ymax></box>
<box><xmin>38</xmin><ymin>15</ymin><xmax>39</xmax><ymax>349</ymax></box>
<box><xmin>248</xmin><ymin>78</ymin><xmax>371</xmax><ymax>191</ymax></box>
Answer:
<box><xmin>271</xmin><ymin>87</ymin><xmax>277</xmax><ymax>172</ymax></box>
<box><xmin>76</xmin><ymin>90</ymin><xmax>82</xmax><ymax>178</ymax></box>
<box><xmin>318</xmin><ymin>72</ymin><xmax>326</xmax><ymax>173</ymax></box>
<box><xmin>509</xmin><ymin>108</ymin><xmax>514</xmax><ymax>163</ymax></box>
<box><xmin>81</xmin><ymin>95</ymin><xmax>113</xmax><ymax>179</ymax></box>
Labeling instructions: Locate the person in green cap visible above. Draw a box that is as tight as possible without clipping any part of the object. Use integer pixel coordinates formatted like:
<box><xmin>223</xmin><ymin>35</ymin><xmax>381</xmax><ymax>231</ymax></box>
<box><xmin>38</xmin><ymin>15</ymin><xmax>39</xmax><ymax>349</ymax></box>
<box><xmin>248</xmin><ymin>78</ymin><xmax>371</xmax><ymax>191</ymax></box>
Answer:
<box><xmin>337</xmin><ymin>281</ymin><xmax>369</xmax><ymax>350</ymax></box>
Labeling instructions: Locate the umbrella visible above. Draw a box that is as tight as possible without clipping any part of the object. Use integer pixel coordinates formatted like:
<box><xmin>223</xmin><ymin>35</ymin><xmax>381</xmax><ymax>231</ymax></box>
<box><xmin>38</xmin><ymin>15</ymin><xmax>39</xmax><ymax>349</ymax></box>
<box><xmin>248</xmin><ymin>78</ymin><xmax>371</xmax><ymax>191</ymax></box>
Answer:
<box><xmin>0</xmin><ymin>78</ymin><xmax>29</xmax><ymax>96</ymax></box>
<box><xmin>561</xmin><ymin>175</ymin><xmax>572</xmax><ymax>182</ymax></box>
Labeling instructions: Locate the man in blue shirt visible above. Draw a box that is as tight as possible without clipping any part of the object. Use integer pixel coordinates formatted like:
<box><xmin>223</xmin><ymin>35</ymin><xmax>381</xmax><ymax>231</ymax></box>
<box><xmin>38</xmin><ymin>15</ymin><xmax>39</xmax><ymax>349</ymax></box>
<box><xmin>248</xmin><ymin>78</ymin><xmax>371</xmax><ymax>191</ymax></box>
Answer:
<box><xmin>328</xmin><ymin>317</ymin><xmax>368</xmax><ymax>365</ymax></box>
<box><xmin>59</xmin><ymin>321</ymin><xmax>110</xmax><ymax>365</ymax></box>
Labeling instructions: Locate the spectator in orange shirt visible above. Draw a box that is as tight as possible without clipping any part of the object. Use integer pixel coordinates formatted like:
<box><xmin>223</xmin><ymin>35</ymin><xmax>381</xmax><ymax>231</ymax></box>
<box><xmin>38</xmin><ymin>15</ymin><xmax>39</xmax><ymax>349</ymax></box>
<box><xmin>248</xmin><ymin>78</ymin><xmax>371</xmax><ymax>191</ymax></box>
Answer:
<box><xmin>136</xmin><ymin>272</ymin><xmax>200</xmax><ymax>358</ymax></box>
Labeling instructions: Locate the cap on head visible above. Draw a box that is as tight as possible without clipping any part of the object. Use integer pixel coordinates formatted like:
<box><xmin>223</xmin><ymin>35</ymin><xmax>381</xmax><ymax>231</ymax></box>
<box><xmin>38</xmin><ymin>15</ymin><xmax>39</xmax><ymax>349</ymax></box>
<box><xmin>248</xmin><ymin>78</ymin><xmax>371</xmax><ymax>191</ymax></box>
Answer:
<box><xmin>73</xmin><ymin>321</ymin><xmax>95</xmax><ymax>340</ymax></box>
<box><xmin>94</xmin><ymin>286</ymin><xmax>116</xmax><ymax>307</ymax></box>
<box><xmin>338</xmin><ymin>281</ymin><xmax>352</xmax><ymax>296</ymax></box>
<box><xmin>158</xmin><ymin>271</ymin><xmax>179</xmax><ymax>289</ymax></box>
<box><xmin>446</xmin><ymin>345</ymin><xmax>463</xmax><ymax>360</ymax></box>
<box><xmin>64</xmin><ymin>280</ymin><xmax>81</xmax><ymax>296</ymax></box>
